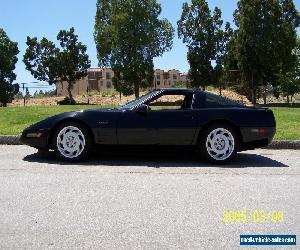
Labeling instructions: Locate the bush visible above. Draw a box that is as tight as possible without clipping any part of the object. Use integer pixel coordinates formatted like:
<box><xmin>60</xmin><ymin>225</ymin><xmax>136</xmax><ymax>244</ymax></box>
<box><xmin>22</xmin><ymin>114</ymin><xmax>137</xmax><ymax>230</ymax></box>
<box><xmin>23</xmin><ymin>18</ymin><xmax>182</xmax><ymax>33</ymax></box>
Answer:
<box><xmin>57</xmin><ymin>96</ymin><xmax>76</xmax><ymax>105</ymax></box>
<box><xmin>172</xmin><ymin>81</ymin><xmax>188</xmax><ymax>88</ymax></box>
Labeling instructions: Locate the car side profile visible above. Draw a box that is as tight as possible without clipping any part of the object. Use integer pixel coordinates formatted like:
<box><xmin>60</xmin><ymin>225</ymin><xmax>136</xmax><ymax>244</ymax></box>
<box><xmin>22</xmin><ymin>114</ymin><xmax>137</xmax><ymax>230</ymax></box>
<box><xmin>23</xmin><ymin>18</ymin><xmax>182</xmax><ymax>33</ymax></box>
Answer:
<box><xmin>21</xmin><ymin>88</ymin><xmax>276</xmax><ymax>163</ymax></box>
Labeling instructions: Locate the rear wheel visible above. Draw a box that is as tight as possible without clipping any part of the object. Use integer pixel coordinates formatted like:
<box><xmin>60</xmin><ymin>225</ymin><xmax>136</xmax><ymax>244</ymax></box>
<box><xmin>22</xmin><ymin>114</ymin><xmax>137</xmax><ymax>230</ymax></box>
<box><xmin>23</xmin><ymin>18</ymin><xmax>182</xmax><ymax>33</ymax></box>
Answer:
<box><xmin>198</xmin><ymin>124</ymin><xmax>239</xmax><ymax>164</ymax></box>
<box><xmin>53</xmin><ymin>122</ymin><xmax>92</xmax><ymax>161</ymax></box>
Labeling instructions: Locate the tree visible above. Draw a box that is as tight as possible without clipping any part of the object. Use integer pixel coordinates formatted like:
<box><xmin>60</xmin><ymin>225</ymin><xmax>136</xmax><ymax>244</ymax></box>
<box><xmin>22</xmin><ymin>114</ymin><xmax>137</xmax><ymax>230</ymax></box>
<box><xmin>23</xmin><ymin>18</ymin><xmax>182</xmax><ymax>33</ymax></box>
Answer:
<box><xmin>94</xmin><ymin>0</ymin><xmax>174</xmax><ymax>98</ymax></box>
<box><xmin>23</xmin><ymin>27</ymin><xmax>90</xmax><ymax>102</ymax></box>
<box><xmin>296</xmin><ymin>37</ymin><xmax>300</xmax><ymax>78</ymax></box>
<box><xmin>232</xmin><ymin>0</ymin><xmax>300</xmax><ymax>104</ymax></box>
<box><xmin>44</xmin><ymin>89</ymin><xmax>56</xmax><ymax>97</ymax></box>
<box><xmin>0</xmin><ymin>28</ymin><xmax>19</xmax><ymax>107</ymax></box>
<box><xmin>214</xmin><ymin>22</ymin><xmax>233</xmax><ymax>95</ymax></box>
<box><xmin>15</xmin><ymin>91</ymin><xmax>23</xmax><ymax>99</ymax></box>
<box><xmin>277</xmin><ymin>72</ymin><xmax>299</xmax><ymax>103</ymax></box>
<box><xmin>33</xmin><ymin>90</ymin><xmax>44</xmax><ymax>98</ymax></box>
<box><xmin>25</xmin><ymin>87</ymin><xmax>31</xmax><ymax>98</ymax></box>
<box><xmin>276</xmin><ymin>37</ymin><xmax>300</xmax><ymax>103</ymax></box>
<box><xmin>33</xmin><ymin>90</ymin><xmax>38</xmax><ymax>98</ymax></box>
<box><xmin>178</xmin><ymin>0</ymin><xmax>226</xmax><ymax>90</ymax></box>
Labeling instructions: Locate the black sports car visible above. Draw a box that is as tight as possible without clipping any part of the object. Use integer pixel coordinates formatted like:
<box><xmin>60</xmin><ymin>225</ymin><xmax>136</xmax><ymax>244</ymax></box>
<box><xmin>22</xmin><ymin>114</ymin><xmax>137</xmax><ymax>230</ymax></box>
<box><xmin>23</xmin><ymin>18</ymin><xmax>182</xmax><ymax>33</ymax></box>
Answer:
<box><xmin>21</xmin><ymin>88</ymin><xmax>276</xmax><ymax>163</ymax></box>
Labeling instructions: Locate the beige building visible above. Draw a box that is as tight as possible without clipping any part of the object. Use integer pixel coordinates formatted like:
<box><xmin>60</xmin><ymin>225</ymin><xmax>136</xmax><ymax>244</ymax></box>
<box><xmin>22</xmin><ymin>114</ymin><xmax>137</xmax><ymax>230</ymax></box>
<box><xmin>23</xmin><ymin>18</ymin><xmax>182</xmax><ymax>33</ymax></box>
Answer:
<box><xmin>56</xmin><ymin>68</ymin><xmax>114</xmax><ymax>96</ymax></box>
<box><xmin>153</xmin><ymin>69</ymin><xmax>188</xmax><ymax>88</ymax></box>
<box><xmin>56</xmin><ymin>68</ymin><xmax>188</xmax><ymax>96</ymax></box>
<box><xmin>179</xmin><ymin>73</ymin><xmax>189</xmax><ymax>83</ymax></box>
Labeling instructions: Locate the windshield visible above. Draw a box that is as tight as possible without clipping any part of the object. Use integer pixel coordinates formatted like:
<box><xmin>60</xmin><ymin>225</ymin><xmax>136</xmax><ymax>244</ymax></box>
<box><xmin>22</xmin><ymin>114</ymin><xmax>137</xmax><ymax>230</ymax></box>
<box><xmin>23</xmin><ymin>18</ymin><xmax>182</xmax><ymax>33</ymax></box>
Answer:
<box><xmin>118</xmin><ymin>90</ymin><xmax>161</xmax><ymax>110</ymax></box>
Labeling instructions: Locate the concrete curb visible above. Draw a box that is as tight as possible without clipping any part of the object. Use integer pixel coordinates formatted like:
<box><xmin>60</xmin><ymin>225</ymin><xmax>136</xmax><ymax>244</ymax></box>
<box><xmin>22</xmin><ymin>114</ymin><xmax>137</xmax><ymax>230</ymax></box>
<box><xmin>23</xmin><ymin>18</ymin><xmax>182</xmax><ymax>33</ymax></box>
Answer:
<box><xmin>0</xmin><ymin>135</ymin><xmax>299</xmax><ymax>149</ymax></box>
<box><xmin>0</xmin><ymin>135</ymin><xmax>21</xmax><ymax>145</ymax></box>
<box><xmin>266</xmin><ymin>140</ymin><xmax>300</xmax><ymax>150</ymax></box>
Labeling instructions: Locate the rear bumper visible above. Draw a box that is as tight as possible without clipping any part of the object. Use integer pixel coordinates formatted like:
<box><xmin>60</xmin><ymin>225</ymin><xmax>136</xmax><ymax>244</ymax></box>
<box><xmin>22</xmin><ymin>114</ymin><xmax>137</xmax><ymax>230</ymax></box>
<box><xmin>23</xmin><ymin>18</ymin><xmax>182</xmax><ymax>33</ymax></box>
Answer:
<box><xmin>240</xmin><ymin>127</ymin><xmax>276</xmax><ymax>150</ymax></box>
<box><xmin>21</xmin><ymin>129</ymin><xmax>50</xmax><ymax>149</ymax></box>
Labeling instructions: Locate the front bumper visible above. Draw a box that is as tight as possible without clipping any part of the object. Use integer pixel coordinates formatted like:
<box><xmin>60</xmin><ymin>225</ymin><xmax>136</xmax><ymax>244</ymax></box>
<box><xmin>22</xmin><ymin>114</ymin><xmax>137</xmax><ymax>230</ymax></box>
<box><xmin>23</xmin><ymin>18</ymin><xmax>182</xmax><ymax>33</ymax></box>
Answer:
<box><xmin>21</xmin><ymin>128</ymin><xmax>50</xmax><ymax>149</ymax></box>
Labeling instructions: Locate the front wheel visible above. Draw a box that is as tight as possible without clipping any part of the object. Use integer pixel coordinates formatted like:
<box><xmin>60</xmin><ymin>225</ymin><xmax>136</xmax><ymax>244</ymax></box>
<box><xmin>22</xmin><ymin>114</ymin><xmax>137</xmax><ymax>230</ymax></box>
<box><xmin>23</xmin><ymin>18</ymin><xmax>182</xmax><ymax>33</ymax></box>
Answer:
<box><xmin>198</xmin><ymin>124</ymin><xmax>239</xmax><ymax>164</ymax></box>
<box><xmin>53</xmin><ymin>122</ymin><xmax>92</xmax><ymax>161</ymax></box>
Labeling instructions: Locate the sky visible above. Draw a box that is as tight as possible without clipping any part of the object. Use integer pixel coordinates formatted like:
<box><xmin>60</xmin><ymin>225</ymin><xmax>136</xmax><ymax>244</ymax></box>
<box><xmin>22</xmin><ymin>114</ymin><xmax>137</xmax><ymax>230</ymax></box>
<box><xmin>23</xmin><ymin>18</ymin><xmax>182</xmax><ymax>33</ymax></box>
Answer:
<box><xmin>1</xmin><ymin>0</ymin><xmax>299</xmax><ymax>93</ymax></box>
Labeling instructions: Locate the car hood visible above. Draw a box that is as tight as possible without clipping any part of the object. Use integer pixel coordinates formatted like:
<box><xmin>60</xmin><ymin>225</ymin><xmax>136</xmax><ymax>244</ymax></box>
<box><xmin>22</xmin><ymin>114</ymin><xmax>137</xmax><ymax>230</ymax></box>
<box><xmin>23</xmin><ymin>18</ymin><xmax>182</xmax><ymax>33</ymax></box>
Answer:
<box><xmin>25</xmin><ymin>111</ymin><xmax>78</xmax><ymax>130</ymax></box>
<box><xmin>25</xmin><ymin>108</ymin><xmax>119</xmax><ymax>130</ymax></box>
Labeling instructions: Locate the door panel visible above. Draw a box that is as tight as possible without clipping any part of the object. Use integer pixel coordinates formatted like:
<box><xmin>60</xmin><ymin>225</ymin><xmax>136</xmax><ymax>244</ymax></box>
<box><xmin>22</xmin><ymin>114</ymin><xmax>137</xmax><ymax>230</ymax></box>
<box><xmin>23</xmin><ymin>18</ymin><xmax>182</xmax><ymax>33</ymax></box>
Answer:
<box><xmin>81</xmin><ymin>110</ymin><xmax>118</xmax><ymax>145</ymax></box>
<box><xmin>117</xmin><ymin>110</ymin><xmax>157</xmax><ymax>145</ymax></box>
<box><xmin>117</xmin><ymin>109</ymin><xmax>198</xmax><ymax>146</ymax></box>
<box><xmin>149</xmin><ymin>110</ymin><xmax>197</xmax><ymax>145</ymax></box>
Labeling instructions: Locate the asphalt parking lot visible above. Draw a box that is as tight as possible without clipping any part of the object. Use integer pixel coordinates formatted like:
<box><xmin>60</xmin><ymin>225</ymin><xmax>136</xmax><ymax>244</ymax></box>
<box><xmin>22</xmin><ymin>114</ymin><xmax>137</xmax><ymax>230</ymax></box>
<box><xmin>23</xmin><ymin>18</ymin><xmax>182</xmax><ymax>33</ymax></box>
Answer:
<box><xmin>0</xmin><ymin>145</ymin><xmax>299</xmax><ymax>249</ymax></box>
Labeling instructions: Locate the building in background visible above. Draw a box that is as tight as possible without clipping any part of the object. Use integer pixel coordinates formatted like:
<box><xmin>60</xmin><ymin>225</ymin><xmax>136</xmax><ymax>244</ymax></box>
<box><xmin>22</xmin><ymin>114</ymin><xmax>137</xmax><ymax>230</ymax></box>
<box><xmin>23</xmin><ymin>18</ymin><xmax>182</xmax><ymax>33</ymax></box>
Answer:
<box><xmin>56</xmin><ymin>68</ymin><xmax>188</xmax><ymax>96</ymax></box>
<box><xmin>178</xmin><ymin>73</ymin><xmax>189</xmax><ymax>83</ymax></box>
<box><xmin>56</xmin><ymin>68</ymin><xmax>114</xmax><ymax>97</ymax></box>
<box><xmin>154</xmin><ymin>69</ymin><xmax>180</xmax><ymax>88</ymax></box>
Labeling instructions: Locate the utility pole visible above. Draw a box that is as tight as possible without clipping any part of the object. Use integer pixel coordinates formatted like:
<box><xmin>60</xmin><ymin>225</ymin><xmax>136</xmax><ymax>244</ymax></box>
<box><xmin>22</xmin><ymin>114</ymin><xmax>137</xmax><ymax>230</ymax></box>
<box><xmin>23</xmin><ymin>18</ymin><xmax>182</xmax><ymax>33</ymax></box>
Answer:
<box><xmin>86</xmin><ymin>85</ymin><xmax>90</xmax><ymax>105</ymax></box>
<box><xmin>21</xmin><ymin>83</ymin><xmax>27</xmax><ymax>107</ymax></box>
<box><xmin>19</xmin><ymin>82</ymin><xmax>40</xmax><ymax>106</ymax></box>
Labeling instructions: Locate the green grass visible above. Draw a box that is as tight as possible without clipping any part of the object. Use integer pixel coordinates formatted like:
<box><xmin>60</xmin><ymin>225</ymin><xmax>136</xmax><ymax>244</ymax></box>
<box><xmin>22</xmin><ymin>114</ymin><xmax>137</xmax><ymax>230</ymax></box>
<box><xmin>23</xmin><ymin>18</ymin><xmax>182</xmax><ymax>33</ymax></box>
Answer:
<box><xmin>0</xmin><ymin>106</ymin><xmax>299</xmax><ymax>140</ymax></box>
<box><xmin>0</xmin><ymin>105</ymin><xmax>112</xmax><ymax>135</ymax></box>
<box><xmin>271</xmin><ymin>107</ymin><xmax>300</xmax><ymax>140</ymax></box>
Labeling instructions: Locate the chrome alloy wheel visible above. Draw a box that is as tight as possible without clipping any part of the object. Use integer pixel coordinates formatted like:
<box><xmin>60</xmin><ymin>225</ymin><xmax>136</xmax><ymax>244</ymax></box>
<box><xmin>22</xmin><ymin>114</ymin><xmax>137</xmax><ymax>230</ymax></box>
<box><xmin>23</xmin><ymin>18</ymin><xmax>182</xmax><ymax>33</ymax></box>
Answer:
<box><xmin>56</xmin><ymin>126</ymin><xmax>86</xmax><ymax>159</ymax></box>
<box><xmin>206</xmin><ymin>128</ymin><xmax>235</xmax><ymax>161</ymax></box>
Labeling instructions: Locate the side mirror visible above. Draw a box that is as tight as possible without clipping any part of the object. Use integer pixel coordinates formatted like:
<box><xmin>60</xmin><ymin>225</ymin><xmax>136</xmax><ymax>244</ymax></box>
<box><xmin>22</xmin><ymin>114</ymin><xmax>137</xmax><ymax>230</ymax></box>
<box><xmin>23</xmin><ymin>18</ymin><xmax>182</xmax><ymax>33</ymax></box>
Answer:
<box><xmin>135</xmin><ymin>104</ymin><xmax>149</xmax><ymax>113</ymax></box>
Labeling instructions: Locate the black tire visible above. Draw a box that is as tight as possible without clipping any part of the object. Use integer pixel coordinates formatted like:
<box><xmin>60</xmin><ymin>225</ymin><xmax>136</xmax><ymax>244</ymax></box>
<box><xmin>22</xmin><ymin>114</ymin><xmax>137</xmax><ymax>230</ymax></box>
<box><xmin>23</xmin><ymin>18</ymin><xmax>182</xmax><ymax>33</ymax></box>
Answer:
<box><xmin>52</xmin><ymin>121</ymin><xmax>92</xmax><ymax>162</ymax></box>
<box><xmin>198</xmin><ymin>123</ymin><xmax>239</xmax><ymax>164</ymax></box>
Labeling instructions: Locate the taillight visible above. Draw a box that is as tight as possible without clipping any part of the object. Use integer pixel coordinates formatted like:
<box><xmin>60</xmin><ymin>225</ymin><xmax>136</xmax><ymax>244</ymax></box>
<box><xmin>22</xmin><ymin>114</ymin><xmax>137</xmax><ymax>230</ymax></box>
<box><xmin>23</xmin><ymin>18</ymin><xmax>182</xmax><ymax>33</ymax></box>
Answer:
<box><xmin>258</xmin><ymin>128</ymin><xmax>265</xmax><ymax>135</ymax></box>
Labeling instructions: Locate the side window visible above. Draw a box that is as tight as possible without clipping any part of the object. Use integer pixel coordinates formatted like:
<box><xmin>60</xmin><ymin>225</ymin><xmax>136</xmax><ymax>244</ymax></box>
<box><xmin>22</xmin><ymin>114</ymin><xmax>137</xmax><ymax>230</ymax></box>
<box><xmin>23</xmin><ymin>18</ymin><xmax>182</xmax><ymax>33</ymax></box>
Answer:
<box><xmin>88</xmin><ymin>71</ymin><xmax>96</xmax><ymax>79</ymax></box>
<box><xmin>205</xmin><ymin>92</ymin><xmax>243</xmax><ymax>107</ymax></box>
<box><xmin>147</xmin><ymin>94</ymin><xmax>193</xmax><ymax>110</ymax></box>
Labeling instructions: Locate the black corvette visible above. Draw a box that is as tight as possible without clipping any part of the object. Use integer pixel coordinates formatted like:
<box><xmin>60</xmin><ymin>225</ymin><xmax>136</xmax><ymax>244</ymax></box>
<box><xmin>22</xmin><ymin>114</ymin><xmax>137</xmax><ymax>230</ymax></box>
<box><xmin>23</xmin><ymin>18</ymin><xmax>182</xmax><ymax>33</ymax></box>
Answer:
<box><xmin>21</xmin><ymin>88</ymin><xmax>276</xmax><ymax>163</ymax></box>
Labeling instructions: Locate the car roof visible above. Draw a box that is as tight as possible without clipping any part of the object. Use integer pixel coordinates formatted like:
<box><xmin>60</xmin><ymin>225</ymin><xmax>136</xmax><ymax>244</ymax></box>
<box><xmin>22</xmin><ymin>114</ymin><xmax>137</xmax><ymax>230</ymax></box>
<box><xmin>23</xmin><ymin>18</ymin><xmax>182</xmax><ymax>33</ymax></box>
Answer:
<box><xmin>154</xmin><ymin>88</ymin><xmax>201</xmax><ymax>94</ymax></box>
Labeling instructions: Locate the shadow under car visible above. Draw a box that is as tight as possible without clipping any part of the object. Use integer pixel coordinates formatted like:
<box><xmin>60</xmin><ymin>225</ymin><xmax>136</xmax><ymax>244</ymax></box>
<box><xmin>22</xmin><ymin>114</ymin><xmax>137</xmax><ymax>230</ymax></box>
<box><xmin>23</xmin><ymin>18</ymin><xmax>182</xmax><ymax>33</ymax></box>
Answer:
<box><xmin>22</xmin><ymin>146</ymin><xmax>288</xmax><ymax>168</ymax></box>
